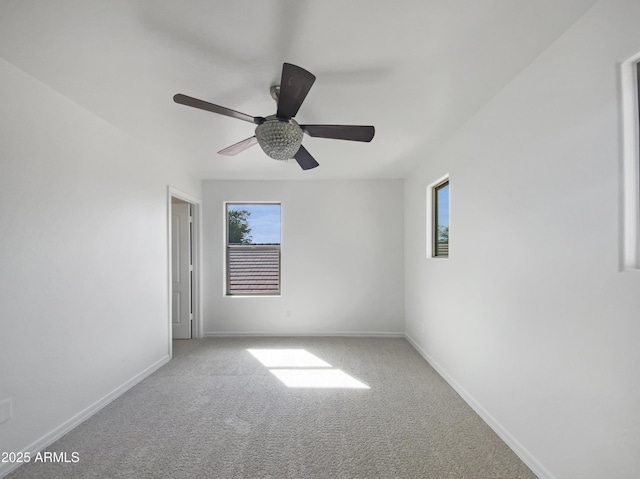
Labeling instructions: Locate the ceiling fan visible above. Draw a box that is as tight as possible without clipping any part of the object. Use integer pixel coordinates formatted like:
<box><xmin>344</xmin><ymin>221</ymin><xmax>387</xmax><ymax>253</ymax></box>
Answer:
<box><xmin>173</xmin><ymin>63</ymin><xmax>375</xmax><ymax>170</ymax></box>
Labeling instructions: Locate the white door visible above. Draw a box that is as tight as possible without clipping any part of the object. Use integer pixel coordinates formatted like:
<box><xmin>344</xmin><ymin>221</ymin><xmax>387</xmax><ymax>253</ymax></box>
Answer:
<box><xmin>172</xmin><ymin>203</ymin><xmax>192</xmax><ymax>339</ymax></box>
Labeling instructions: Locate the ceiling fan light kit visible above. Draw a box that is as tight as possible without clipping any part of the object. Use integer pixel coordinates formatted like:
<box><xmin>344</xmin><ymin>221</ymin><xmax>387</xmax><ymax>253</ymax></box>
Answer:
<box><xmin>173</xmin><ymin>63</ymin><xmax>375</xmax><ymax>170</ymax></box>
<box><xmin>255</xmin><ymin>116</ymin><xmax>303</xmax><ymax>161</ymax></box>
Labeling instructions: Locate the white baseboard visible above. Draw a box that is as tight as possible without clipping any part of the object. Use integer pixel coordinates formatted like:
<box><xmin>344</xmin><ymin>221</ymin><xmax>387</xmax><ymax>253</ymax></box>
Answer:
<box><xmin>0</xmin><ymin>355</ymin><xmax>170</xmax><ymax>479</ymax></box>
<box><xmin>203</xmin><ymin>331</ymin><xmax>404</xmax><ymax>338</ymax></box>
<box><xmin>404</xmin><ymin>333</ymin><xmax>554</xmax><ymax>479</ymax></box>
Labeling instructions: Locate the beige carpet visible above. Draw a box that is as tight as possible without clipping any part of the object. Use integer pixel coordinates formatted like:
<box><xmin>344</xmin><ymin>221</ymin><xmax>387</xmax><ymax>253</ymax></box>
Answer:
<box><xmin>7</xmin><ymin>337</ymin><xmax>537</xmax><ymax>478</ymax></box>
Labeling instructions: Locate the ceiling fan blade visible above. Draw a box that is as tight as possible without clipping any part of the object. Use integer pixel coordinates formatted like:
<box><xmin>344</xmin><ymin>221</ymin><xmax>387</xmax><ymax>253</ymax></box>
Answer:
<box><xmin>218</xmin><ymin>136</ymin><xmax>258</xmax><ymax>156</ymax></box>
<box><xmin>174</xmin><ymin>94</ymin><xmax>264</xmax><ymax>125</ymax></box>
<box><xmin>301</xmin><ymin>125</ymin><xmax>375</xmax><ymax>142</ymax></box>
<box><xmin>276</xmin><ymin>63</ymin><xmax>316</xmax><ymax>119</ymax></box>
<box><xmin>293</xmin><ymin>145</ymin><xmax>319</xmax><ymax>170</ymax></box>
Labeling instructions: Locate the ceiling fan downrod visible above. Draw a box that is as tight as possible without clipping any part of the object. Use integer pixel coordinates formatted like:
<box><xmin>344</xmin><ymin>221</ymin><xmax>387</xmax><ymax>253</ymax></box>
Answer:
<box><xmin>270</xmin><ymin>85</ymin><xmax>280</xmax><ymax>103</ymax></box>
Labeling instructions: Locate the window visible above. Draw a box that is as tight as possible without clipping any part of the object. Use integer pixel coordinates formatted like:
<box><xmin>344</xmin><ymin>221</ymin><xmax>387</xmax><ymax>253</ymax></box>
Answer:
<box><xmin>620</xmin><ymin>54</ymin><xmax>640</xmax><ymax>270</ymax></box>
<box><xmin>427</xmin><ymin>176</ymin><xmax>449</xmax><ymax>259</ymax></box>
<box><xmin>434</xmin><ymin>181</ymin><xmax>450</xmax><ymax>257</ymax></box>
<box><xmin>226</xmin><ymin>203</ymin><xmax>281</xmax><ymax>295</ymax></box>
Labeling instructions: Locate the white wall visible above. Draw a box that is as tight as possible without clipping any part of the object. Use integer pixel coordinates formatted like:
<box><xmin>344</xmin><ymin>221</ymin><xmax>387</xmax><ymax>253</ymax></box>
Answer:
<box><xmin>203</xmin><ymin>180</ymin><xmax>404</xmax><ymax>336</ymax></box>
<box><xmin>404</xmin><ymin>0</ymin><xmax>640</xmax><ymax>478</ymax></box>
<box><xmin>0</xmin><ymin>58</ymin><xmax>200</xmax><ymax>472</ymax></box>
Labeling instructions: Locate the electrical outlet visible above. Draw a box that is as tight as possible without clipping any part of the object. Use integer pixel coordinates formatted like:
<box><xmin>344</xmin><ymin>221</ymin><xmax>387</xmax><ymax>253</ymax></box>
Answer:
<box><xmin>0</xmin><ymin>398</ymin><xmax>13</xmax><ymax>425</ymax></box>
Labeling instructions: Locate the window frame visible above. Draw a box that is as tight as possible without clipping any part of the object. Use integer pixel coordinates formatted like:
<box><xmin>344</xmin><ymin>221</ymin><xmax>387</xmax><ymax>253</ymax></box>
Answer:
<box><xmin>426</xmin><ymin>174</ymin><xmax>450</xmax><ymax>259</ymax></box>
<box><xmin>224</xmin><ymin>202</ymin><xmax>282</xmax><ymax>296</ymax></box>
<box><xmin>433</xmin><ymin>180</ymin><xmax>450</xmax><ymax>258</ymax></box>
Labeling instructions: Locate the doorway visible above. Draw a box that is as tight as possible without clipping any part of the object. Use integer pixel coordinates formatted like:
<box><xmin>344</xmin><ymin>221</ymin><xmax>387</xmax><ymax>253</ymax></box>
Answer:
<box><xmin>168</xmin><ymin>188</ymin><xmax>201</xmax><ymax>354</ymax></box>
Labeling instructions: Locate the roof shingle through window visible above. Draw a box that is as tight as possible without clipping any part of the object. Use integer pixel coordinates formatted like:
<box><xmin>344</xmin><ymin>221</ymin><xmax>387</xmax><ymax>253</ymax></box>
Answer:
<box><xmin>228</xmin><ymin>245</ymin><xmax>280</xmax><ymax>295</ymax></box>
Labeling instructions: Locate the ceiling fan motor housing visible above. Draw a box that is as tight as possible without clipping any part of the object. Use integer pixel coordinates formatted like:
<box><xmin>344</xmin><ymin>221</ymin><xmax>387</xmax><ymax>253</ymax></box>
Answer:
<box><xmin>255</xmin><ymin>115</ymin><xmax>303</xmax><ymax>161</ymax></box>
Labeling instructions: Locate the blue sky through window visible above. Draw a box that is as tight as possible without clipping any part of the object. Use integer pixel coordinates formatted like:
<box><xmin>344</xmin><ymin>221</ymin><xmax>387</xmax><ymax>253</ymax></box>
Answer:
<box><xmin>437</xmin><ymin>184</ymin><xmax>449</xmax><ymax>228</ymax></box>
<box><xmin>228</xmin><ymin>203</ymin><xmax>281</xmax><ymax>244</ymax></box>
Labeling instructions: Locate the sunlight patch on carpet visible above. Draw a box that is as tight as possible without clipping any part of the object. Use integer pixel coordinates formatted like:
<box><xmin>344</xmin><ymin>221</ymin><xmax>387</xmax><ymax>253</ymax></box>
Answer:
<box><xmin>269</xmin><ymin>368</ymin><xmax>370</xmax><ymax>389</ymax></box>
<box><xmin>247</xmin><ymin>348</ymin><xmax>369</xmax><ymax>389</ymax></box>
<box><xmin>247</xmin><ymin>349</ymin><xmax>331</xmax><ymax>368</ymax></box>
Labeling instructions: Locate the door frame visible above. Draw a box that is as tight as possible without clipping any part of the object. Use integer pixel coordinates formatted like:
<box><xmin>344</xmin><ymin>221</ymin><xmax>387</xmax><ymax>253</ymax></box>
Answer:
<box><xmin>167</xmin><ymin>186</ymin><xmax>202</xmax><ymax>357</ymax></box>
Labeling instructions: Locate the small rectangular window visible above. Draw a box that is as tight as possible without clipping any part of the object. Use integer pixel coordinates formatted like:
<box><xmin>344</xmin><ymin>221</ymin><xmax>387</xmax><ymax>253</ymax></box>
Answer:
<box><xmin>637</xmin><ymin>61</ymin><xmax>640</xmax><ymax>127</ymax></box>
<box><xmin>427</xmin><ymin>176</ymin><xmax>450</xmax><ymax>259</ymax></box>
<box><xmin>226</xmin><ymin>203</ymin><xmax>281</xmax><ymax>295</ymax></box>
<box><xmin>620</xmin><ymin>54</ymin><xmax>640</xmax><ymax>270</ymax></box>
<box><xmin>433</xmin><ymin>181</ymin><xmax>449</xmax><ymax>257</ymax></box>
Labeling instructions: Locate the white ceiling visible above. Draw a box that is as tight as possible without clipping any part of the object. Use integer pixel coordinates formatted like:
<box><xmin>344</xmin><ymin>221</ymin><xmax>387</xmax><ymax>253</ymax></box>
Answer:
<box><xmin>0</xmin><ymin>0</ymin><xmax>597</xmax><ymax>180</ymax></box>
